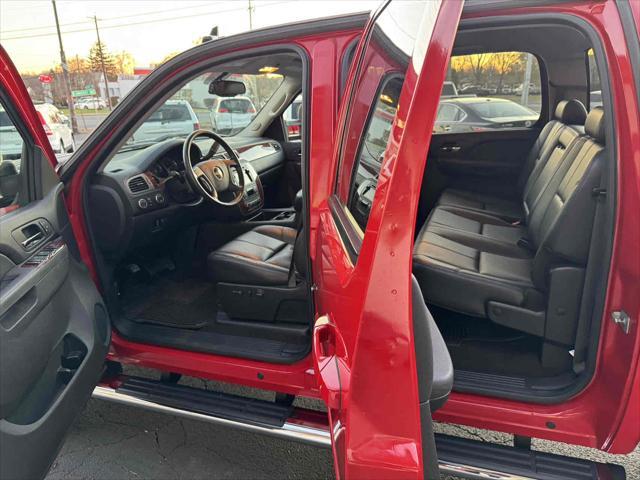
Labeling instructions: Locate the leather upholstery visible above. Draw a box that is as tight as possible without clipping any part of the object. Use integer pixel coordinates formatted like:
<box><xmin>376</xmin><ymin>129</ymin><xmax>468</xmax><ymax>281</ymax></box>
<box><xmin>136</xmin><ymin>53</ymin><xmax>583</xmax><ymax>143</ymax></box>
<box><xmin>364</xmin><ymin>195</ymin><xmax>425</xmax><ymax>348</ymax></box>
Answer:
<box><xmin>438</xmin><ymin>100</ymin><xmax>588</xmax><ymax>221</ymax></box>
<box><xmin>554</xmin><ymin>99</ymin><xmax>588</xmax><ymax>125</ymax></box>
<box><xmin>208</xmin><ymin>225</ymin><xmax>296</xmax><ymax>286</ymax></box>
<box><xmin>411</xmin><ymin>276</ymin><xmax>453</xmax><ymax>412</ymax></box>
<box><xmin>414</xmin><ymin>106</ymin><xmax>606</xmax><ymax>325</ymax></box>
<box><xmin>585</xmin><ymin>106</ymin><xmax>605</xmax><ymax>143</ymax></box>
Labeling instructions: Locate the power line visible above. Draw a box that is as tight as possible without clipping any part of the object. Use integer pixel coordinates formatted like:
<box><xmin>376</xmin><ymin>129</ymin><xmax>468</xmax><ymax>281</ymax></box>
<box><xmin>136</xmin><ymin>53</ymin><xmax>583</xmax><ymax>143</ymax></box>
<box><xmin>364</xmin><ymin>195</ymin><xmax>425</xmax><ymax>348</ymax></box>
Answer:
<box><xmin>0</xmin><ymin>2</ymin><xmax>217</xmax><ymax>34</ymax></box>
<box><xmin>1</xmin><ymin>1</ymin><xmax>289</xmax><ymax>40</ymax></box>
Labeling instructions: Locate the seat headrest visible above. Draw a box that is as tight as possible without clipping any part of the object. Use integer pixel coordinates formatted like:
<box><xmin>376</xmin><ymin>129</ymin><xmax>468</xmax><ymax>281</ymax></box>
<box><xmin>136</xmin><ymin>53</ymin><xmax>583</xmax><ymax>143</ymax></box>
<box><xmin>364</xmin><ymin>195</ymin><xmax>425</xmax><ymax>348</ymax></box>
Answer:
<box><xmin>554</xmin><ymin>99</ymin><xmax>587</xmax><ymax>125</ymax></box>
<box><xmin>585</xmin><ymin>107</ymin><xmax>605</xmax><ymax>143</ymax></box>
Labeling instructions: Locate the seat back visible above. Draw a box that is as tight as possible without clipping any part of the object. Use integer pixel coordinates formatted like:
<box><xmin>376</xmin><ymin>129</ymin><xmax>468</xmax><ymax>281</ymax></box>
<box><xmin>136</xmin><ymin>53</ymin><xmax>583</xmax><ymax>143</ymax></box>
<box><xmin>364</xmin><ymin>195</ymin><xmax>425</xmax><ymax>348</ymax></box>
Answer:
<box><xmin>520</xmin><ymin>100</ymin><xmax>587</xmax><ymax>221</ymax></box>
<box><xmin>528</xmin><ymin>107</ymin><xmax>606</xmax><ymax>288</ymax></box>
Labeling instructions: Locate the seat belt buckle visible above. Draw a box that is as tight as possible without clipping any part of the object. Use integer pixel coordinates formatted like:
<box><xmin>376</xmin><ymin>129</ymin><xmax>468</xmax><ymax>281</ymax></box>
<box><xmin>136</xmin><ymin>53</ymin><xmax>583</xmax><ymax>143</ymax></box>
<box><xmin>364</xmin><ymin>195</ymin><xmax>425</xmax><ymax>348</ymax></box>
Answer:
<box><xmin>517</xmin><ymin>237</ymin><xmax>534</xmax><ymax>252</ymax></box>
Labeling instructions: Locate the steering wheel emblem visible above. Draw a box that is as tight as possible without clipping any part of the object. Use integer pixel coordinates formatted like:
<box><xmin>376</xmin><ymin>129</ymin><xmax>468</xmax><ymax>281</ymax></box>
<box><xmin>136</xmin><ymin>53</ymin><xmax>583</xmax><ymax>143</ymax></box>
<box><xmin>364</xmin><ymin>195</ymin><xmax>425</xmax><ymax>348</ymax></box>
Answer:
<box><xmin>213</xmin><ymin>166</ymin><xmax>224</xmax><ymax>180</ymax></box>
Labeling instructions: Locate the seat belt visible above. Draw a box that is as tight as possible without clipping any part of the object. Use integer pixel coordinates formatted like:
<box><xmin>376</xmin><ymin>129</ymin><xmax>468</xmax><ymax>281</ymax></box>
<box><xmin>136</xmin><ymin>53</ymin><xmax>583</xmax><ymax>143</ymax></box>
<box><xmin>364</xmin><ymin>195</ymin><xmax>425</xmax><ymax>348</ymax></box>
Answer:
<box><xmin>287</xmin><ymin>212</ymin><xmax>303</xmax><ymax>288</ymax></box>
<box><xmin>573</xmin><ymin>170</ymin><xmax>608</xmax><ymax>372</ymax></box>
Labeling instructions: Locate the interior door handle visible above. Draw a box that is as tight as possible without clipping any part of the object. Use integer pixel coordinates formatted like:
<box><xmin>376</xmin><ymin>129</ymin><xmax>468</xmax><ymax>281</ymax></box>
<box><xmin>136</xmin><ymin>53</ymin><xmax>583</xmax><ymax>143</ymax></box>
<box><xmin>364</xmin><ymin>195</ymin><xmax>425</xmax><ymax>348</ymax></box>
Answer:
<box><xmin>21</xmin><ymin>231</ymin><xmax>44</xmax><ymax>248</ymax></box>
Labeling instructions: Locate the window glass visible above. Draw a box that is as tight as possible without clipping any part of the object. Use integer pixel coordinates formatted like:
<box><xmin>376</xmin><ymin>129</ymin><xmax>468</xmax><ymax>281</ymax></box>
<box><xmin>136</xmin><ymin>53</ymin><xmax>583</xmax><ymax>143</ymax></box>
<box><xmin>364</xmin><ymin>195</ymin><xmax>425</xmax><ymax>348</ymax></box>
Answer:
<box><xmin>587</xmin><ymin>49</ymin><xmax>602</xmax><ymax>110</ymax></box>
<box><xmin>120</xmin><ymin>69</ymin><xmax>284</xmax><ymax>148</ymax></box>
<box><xmin>0</xmin><ymin>101</ymin><xmax>26</xmax><ymax>211</ymax></box>
<box><xmin>335</xmin><ymin>0</ymin><xmax>433</xmax><ymax>233</ymax></box>
<box><xmin>283</xmin><ymin>94</ymin><xmax>302</xmax><ymax>140</ymax></box>
<box><xmin>434</xmin><ymin>52</ymin><xmax>541</xmax><ymax>134</ymax></box>
<box><xmin>347</xmin><ymin>76</ymin><xmax>403</xmax><ymax>231</ymax></box>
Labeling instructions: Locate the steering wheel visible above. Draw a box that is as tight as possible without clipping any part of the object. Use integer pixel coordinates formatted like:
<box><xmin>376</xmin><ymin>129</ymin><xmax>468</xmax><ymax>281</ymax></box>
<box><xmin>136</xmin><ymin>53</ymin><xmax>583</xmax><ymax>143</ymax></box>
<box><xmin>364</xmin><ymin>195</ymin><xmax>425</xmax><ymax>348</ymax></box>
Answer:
<box><xmin>182</xmin><ymin>130</ymin><xmax>245</xmax><ymax>206</ymax></box>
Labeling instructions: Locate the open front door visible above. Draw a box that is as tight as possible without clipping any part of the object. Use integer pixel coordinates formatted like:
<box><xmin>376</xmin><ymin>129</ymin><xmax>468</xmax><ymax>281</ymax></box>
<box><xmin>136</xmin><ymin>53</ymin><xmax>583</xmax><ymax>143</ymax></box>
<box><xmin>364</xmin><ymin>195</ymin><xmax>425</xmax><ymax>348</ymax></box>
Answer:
<box><xmin>312</xmin><ymin>1</ymin><xmax>462</xmax><ymax>478</ymax></box>
<box><xmin>0</xmin><ymin>46</ymin><xmax>110</xmax><ymax>479</ymax></box>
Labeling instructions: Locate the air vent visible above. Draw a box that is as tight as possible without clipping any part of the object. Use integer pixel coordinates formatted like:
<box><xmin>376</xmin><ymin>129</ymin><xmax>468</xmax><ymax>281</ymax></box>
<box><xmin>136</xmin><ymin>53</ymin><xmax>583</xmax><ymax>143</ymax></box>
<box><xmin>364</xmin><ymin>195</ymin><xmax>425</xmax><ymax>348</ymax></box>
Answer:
<box><xmin>127</xmin><ymin>175</ymin><xmax>150</xmax><ymax>194</ymax></box>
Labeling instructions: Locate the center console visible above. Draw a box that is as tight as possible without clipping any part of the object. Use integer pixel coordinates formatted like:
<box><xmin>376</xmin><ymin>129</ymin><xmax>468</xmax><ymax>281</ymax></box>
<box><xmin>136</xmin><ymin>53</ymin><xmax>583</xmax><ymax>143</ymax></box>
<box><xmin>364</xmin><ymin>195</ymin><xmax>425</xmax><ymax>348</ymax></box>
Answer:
<box><xmin>237</xmin><ymin>160</ymin><xmax>264</xmax><ymax>216</ymax></box>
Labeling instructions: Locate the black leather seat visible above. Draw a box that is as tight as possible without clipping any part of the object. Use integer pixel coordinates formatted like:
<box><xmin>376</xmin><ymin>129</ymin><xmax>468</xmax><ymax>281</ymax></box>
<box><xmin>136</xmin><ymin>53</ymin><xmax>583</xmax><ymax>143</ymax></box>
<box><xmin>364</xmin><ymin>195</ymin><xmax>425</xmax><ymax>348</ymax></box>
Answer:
<box><xmin>207</xmin><ymin>225</ymin><xmax>297</xmax><ymax>286</ymax></box>
<box><xmin>413</xmin><ymin>107</ymin><xmax>606</xmax><ymax>337</ymax></box>
<box><xmin>437</xmin><ymin>99</ymin><xmax>588</xmax><ymax>221</ymax></box>
<box><xmin>208</xmin><ymin>191</ymin><xmax>305</xmax><ymax>287</ymax></box>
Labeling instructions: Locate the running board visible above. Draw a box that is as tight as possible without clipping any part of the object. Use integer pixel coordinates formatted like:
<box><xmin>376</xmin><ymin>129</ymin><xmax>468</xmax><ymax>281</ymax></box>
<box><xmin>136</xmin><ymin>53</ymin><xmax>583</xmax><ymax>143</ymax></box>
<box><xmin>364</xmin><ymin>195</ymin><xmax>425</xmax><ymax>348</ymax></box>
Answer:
<box><xmin>436</xmin><ymin>434</ymin><xmax>625</xmax><ymax>480</ymax></box>
<box><xmin>92</xmin><ymin>376</ymin><xmax>331</xmax><ymax>447</ymax></box>
<box><xmin>92</xmin><ymin>377</ymin><xmax>625</xmax><ymax>479</ymax></box>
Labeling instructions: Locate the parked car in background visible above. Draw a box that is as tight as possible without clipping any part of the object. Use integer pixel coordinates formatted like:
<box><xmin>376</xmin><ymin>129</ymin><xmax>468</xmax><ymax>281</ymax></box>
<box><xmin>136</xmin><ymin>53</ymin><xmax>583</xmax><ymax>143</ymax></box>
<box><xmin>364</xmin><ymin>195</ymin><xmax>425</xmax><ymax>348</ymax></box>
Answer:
<box><xmin>35</xmin><ymin>103</ymin><xmax>75</xmax><ymax>154</ymax></box>
<box><xmin>132</xmin><ymin>99</ymin><xmax>200</xmax><ymax>142</ymax></box>
<box><xmin>434</xmin><ymin>96</ymin><xmax>539</xmax><ymax>133</ymax></box>
<box><xmin>441</xmin><ymin>81</ymin><xmax>459</xmax><ymax>97</ymax></box>
<box><xmin>283</xmin><ymin>94</ymin><xmax>302</xmax><ymax>139</ymax></box>
<box><xmin>513</xmin><ymin>82</ymin><xmax>541</xmax><ymax>95</ymax></box>
<box><xmin>0</xmin><ymin>106</ymin><xmax>23</xmax><ymax>161</ymax></box>
<box><xmin>210</xmin><ymin>96</ymin><xmax>256</xmax><ymax>135</ymax></box>
<box><xmin>74</xmin><ymin>98</ymin><xmax>107</xmax><ymax>110</ymax></box>
<box><xmin>458</xmin><ymin>84</ymin><xmax>491</xmax><ymax>96</ymax></box>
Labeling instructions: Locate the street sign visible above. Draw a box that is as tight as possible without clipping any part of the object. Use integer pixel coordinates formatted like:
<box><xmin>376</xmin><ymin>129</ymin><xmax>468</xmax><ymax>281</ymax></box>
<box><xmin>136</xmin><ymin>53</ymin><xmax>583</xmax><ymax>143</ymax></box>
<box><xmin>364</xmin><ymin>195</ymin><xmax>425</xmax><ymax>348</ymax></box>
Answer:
<box><xmin>39</xmin><ymin>74</ymin><xmax>53</xmax><ymax>84</ymax></box>
<box><xmin>72</xmin><ymin>88</ymin><xmax>97</xmax><ymax>97</ymax></box>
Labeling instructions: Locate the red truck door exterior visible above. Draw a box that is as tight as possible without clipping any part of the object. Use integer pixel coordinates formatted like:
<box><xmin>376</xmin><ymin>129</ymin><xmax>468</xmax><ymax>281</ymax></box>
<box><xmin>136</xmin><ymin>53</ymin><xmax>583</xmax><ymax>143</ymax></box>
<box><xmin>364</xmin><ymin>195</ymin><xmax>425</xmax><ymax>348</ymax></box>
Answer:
<box><xmin>311</xmin><ymin>1</ymin><xmax>463</xmax><ymax>478</ymax></box>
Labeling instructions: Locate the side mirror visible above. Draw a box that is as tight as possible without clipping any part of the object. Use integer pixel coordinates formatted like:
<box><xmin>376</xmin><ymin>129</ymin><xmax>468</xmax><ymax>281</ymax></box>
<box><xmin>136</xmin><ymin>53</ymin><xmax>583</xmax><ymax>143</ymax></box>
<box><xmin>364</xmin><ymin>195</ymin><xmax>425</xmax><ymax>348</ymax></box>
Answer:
<box><xmin>209</xmin><ymin>79</ymin><xmax>246</xmax><ymax>97</ymax></box>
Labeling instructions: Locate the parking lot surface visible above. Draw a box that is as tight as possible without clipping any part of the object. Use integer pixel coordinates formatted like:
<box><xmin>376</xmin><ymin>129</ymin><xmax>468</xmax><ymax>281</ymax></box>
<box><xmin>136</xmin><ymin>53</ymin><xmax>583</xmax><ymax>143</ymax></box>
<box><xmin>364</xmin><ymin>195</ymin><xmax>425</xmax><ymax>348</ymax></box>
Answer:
<box><xmin>45</xmin><ymin>369</ymin><xmax>639</xmax><ymax>480</ymax></box>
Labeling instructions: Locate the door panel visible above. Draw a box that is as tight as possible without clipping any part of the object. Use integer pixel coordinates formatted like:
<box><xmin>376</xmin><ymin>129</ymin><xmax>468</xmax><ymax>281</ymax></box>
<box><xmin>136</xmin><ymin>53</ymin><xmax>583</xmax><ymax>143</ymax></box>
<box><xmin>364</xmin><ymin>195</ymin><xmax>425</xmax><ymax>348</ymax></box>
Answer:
<box><xmin>0</xmin><ymin>46</ymin><xmax>109</xmax><ymax>480</ymax></box>
<box><xmin>0</xmin><ymin>184</ymin><xmax>110</xmax><ymax>480</ymax></box>
<box><xmin>428</xmin><ymin>128</ymin><xmax>539</xmax><ymax>194</ymax></box>
<box><xmin>417</xmin><ymin>128</ymin><xmax>538</xmax><ymax>224</ymax></box>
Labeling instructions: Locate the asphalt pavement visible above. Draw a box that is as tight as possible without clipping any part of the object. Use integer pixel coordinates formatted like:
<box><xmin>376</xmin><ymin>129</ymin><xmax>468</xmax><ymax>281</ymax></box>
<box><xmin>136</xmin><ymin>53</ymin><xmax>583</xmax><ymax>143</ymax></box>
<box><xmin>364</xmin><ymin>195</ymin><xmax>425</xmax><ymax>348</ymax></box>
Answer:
<box><xmin>45</xmin><ymin>368</ymin><xmax>640</xmax><ymax>480</ymax></box>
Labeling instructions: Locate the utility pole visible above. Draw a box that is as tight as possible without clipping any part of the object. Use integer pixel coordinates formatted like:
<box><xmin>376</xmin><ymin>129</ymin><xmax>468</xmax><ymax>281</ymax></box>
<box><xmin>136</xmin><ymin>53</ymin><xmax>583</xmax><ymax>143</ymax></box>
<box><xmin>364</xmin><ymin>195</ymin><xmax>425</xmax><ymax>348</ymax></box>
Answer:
<box><xmin>248</xmin><ymin>0</ymin><xmax>254</xmax><ymax>30</ymax></box>
<box><xmin>521</xmin><ymin>53</ymin><xmax>533</xmax><ymax>108</ymax></box>
<box><xmin>52</xmin><ymin>0</ymin><xmax>78</xmax><ymax>133</ymax></box>
<box><xmin>90</xmin><ymin>15</ymin><xmax>113</xmax><ymax>110</ymax></box>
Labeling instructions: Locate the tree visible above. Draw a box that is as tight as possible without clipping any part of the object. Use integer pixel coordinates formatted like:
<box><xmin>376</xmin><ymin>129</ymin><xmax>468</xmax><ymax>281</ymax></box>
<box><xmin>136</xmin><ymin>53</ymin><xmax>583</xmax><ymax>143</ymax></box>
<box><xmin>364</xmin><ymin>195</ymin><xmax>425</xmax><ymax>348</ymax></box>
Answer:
<box><xmin>489</xmin><ymin>52</ymin><xmax>522</xmax><ymax>93</ymax></box>
<box><xmin>88</xmin><ymin>41</ymin><xmax>118</xmax><ymax>79</ymax></box>
<box><xmin>464</xmin><ymin>54</ymin><xmax>491</xmax><ymax>85</ymax></box>
<box><xmin>114</xmin><ymin>51</ymin><xmax>135</xmax><ymax>75</ymax></box>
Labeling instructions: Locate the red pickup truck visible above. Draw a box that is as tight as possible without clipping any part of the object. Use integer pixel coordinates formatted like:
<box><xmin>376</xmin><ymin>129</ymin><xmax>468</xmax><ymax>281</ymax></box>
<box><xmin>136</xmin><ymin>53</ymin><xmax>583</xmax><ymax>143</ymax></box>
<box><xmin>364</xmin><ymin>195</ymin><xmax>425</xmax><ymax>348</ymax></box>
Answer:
<box><xmin>0</xmin><ymin>1</ymin><xmax>638</xmax><ymax>478</ymax></box>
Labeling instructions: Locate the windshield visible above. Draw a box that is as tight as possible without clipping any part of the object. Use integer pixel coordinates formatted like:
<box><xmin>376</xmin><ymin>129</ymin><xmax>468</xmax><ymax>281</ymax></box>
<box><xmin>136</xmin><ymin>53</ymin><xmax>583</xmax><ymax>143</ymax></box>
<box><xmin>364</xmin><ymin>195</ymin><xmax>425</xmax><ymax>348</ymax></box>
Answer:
<box><xmin>0</xmin><ymin>109</ymin><xmax>15</xmax><ymax>129</ymax></box>
<box><xmin>147</xmin><ymin>104</ymin><xmax>193</xmax><ymax>122</ymax></box>
<box><xmin>119</xmin><ymin>71</ymin><xmax>284</xmax><ymax>152</ymax></box>
<box><xmin>219</xmin><ymin>98</ymin><xmax>255</xmax><ymax>114</ymax></box>
<box><xmin>470</xmin><ymin>100</ymin><xmax>536</xmax><ymax>119</ymax></box>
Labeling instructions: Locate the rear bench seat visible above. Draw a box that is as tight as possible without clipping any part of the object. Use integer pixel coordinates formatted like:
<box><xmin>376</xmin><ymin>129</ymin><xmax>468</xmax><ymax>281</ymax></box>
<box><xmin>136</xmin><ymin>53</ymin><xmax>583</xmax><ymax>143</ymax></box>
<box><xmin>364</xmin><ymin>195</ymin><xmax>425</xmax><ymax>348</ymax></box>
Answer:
<box><xmin>413</xmin><ymin>106</ymin><xmax>606</xmax><ymax>366</ymax></box>
<box><xmin>437</xmin><ymin>99</ymin><xmax>588</xmax><ymax>221</ymax></box>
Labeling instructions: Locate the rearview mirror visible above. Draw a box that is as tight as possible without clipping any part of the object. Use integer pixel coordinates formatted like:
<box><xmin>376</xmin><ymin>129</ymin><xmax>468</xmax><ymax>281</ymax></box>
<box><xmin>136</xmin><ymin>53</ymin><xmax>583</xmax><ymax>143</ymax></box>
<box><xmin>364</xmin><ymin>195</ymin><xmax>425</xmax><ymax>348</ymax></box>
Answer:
<box><xmin>209</xmin><ymin>79</ymin><xmax>246</xmax><ymax>97</ymax></box>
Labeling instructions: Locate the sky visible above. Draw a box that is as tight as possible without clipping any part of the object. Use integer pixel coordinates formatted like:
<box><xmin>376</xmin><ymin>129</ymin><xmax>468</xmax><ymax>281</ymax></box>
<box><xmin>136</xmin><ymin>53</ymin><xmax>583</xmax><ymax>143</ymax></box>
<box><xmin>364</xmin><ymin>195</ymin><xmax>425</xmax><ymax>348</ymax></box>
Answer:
<box><xmin>0</xmin><ymin>0</ymin><xmax>378</xmax><ymax>73</ymax></box>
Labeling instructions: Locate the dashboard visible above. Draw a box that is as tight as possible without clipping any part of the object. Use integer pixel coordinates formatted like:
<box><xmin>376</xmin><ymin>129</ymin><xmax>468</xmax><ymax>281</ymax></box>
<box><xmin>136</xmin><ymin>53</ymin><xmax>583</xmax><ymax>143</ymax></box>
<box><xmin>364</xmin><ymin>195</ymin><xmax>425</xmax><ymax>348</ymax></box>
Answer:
<box><xmin>89</xmin><ymin>136</ymin><xmax>285</xmax><ymax>254</ymax></box>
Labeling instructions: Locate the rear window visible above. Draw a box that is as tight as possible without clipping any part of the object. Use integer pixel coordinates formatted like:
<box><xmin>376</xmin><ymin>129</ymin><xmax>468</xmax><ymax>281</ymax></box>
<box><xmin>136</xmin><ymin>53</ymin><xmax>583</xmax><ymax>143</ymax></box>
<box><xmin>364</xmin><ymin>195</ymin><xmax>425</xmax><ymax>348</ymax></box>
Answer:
<box><xmin>147</xmin><ymin>104</ymin><xmax>191</xmax><ymax>122</ymax></box>
<box><xmin>587</xmin><ymin>49</ymin><xmax>602</xmax><ymax>111</ymax></box>
<box><xmin>435</xmin><ymin>51</ymin><xmax>542</xmax><ymax>133</ymax></box>
<box><xmin>219</xmin><ymin>99</ymin><xmax>254</xmax><ymax>113</ymax></box>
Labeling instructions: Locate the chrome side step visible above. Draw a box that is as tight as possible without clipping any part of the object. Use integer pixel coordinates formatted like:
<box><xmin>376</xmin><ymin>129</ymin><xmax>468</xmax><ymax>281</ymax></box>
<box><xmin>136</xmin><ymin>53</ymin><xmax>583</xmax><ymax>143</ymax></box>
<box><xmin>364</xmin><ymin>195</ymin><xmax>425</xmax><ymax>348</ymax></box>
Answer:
<box><xmin>92</xmin><ymin>381</ymin><xmax>625</xmax><ymax>480</ymax></box>
<box><xmin>92</xmin><ymin>385</ymin><xmax>331</xmax><ymax>447</ymax></box>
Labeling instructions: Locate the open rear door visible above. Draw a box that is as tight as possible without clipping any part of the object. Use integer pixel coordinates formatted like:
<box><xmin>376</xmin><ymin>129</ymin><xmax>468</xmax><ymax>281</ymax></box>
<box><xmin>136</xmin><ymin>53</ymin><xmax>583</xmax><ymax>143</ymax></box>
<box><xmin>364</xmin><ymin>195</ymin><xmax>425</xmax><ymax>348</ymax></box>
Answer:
<box><xmin>0</xmin><ymin>46</ymin><xmax>110</xmax><ymax>479</ymax></box>
<box><xmin>312</xmin><ymin>1</ymin><xmax>462</xmax><ymax>478</ymax></box>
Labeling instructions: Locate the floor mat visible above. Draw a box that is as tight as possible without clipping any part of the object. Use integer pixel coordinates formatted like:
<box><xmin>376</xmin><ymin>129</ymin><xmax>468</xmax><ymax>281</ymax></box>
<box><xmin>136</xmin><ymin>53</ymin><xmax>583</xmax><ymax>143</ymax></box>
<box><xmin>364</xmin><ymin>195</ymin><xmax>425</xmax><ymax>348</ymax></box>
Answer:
<box><xmin>429</xmin><ymin>305</ymin><xmax>572</xmax><ymax>378</ymax></box>
<box><xmin>121</xmin><ymin>277</ymin><xmax>218</xmax><ymax>329</ymax></box>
